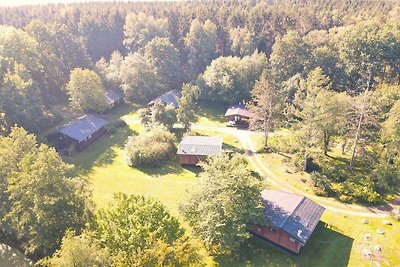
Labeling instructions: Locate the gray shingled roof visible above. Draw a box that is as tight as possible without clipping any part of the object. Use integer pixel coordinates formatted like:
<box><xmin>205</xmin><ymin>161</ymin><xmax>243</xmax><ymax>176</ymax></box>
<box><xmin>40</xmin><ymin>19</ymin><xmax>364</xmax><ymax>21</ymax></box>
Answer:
<box><xmin>148</xmin><ymin>89</ymin><xmax>182</xmax><ymax>108</ymax></box>
<box><xmin>225</xmin><ymin>104</ymin><xmax>257</xmax><ymax>118</ymax></box>
<box><xmin>59</xmin><ymin>114</ymin><xmax>108</xmax><ymax>142</ymax></box>
<box><xmin>177</xmin><ymin>136</ymin><xmax>223</xmax><ymax>156</ymax></box>
<box><xmin>261</xmin><ymin>189</ymin><xmax>325</xmax><ymax>245</ymax></box>
<box><xmin>105</xmin><ymin>89</ymin><xmax>123</xmax><ymax>105</ymax></box>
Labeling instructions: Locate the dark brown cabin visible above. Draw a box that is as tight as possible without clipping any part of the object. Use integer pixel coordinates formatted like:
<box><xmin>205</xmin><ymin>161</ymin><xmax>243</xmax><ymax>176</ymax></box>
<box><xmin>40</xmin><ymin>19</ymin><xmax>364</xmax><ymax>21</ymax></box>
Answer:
<box><xmin>177</xmin><ymin>136</ymin><xmax>223</xmax><ymax>165</ymax></box>
<box><xmin>105</xmin><ymin>89</ymin><xmax>123</xmax><ymax>109</ymax></box>
<box><xmin>225</xmin><ymin>104</ymin><xmax>257</xmax><ymax>128</ymax></box>
<box><xmin>249</xmin><ymin>190</ymin><xmax>325</xmax><ymax>254</ymax></box>
<box><xmin>47</xmin><ymin>114</ymin><xmax>108</xmax><ymax>152</ymax></box>
<box><xmin>148</xmin><ymin>89</ymin><xmax>182</xmax><ymax>108</ymax></box>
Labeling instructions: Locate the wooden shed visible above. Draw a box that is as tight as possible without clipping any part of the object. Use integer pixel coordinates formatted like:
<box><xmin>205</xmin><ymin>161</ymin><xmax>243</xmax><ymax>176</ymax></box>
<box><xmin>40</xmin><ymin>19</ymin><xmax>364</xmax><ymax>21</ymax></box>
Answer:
<box><xmin>105</xmin><ymin>89</ymin><xmax>123</xmax><ymax>109</ymax></box>
<box><xmin>148</xmin><ymin>89</ymin><xmax>182</xmax><ymax>108</ymax></box>
<box><xmin>225</xmin><ymin>104</ymin><xmax>257</xmax><ymax>127</ymax></box>
<box><xmin>177</xmin><ymin>136</ymin><xmax>223</xmax><ymax>165</ymax></box>
<box><xmin>48</xmin><ymin>114</ymin><xmax>108</xmax><ymax>151</ymax></box>
<box><xmin>249</xmin><ymin>190</ymin><xmax>325</xmax><ymax>254</ymax></box>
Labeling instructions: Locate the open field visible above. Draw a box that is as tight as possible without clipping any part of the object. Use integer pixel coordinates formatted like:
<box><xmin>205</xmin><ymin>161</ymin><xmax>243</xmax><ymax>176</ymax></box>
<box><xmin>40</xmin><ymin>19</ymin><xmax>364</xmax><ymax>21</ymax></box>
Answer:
<box><xmin>60</xmin><ymin>103</ymin><xmax>400</xmax><ymax>267</ymax></box>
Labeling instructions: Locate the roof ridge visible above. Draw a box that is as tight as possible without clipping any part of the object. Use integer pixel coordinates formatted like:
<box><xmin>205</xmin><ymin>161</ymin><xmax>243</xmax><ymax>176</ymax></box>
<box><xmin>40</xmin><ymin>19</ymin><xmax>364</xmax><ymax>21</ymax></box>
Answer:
<box><xmin>279</xmin><ymin>196</ymin><xmax>306</xmax><ymax>228</ymax></box>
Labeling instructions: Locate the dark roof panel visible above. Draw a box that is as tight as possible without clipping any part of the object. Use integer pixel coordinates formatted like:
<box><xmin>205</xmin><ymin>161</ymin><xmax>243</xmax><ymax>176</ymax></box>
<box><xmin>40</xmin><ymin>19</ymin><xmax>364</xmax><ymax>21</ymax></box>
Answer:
<box><xmin>261</xmin><ymin>190</ymin><xmax>325</xmax><ymax>245</ymax></box>
<box><xmin>177</xmin><ymin>136</ymin><xmax>223</xmax><ymax>156</ymax></box>
<box><xmin>105</xmin><ymin>89</ymin><xmax>123</xmax><ymax>105</ymax></box>
<box><xmin>225</xmin><ymin>104</ymin><xmax>258</xmax><ymax>118</ymax></box>
<box><xmin>59</xmin><ymin>114</ymin><xmax>108</xmax><ymax>142</ymax></box>
<box><xmin>148</xmin><ymin>89</ymin><xmax>182</xmax><ymax>108</ymax></box>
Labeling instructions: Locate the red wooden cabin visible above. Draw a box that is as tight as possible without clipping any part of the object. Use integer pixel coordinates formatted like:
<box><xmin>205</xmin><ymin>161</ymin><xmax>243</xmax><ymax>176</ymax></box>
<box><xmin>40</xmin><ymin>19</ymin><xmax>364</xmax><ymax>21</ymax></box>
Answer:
<box><xmin>249</xmin><ymin>190</ymin><xmax>325</xmax><ymax>254</ymax></box>
<box><xmin>177</xmin><ymin>136</ymin><xmax>223</xmax><ymax>165</ymax></box>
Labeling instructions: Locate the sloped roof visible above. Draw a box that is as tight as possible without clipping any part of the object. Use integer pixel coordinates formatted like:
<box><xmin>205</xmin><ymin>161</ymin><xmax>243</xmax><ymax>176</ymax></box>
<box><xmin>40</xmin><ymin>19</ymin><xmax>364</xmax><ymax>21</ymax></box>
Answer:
<box><xmin>148</xmin><ymin>89</ymin><xmax>182</xmax><ymax>108</ymax></box>
<box><xmin>261</xmin><ymin>189</ymin><xmax>325</xmax><ymax>245</ymax></box>
<box><xmin>225</xmin><ymin>104</ymin><xmax>257</xmax><ymax>118</ymax></box>
<box><xmin>59</xmin><ymin>114</ymin><xmax>108</xmax><ymax>142</ymax></box>
<box><xmin>177</xmin><ymin>136</ymin><xmax>223</xmax><ymax>156</ymax></box>
<box><xmin>105</xmin><ymin>89</ymin><xmax>123</xmax><ymax>105</ymax></box>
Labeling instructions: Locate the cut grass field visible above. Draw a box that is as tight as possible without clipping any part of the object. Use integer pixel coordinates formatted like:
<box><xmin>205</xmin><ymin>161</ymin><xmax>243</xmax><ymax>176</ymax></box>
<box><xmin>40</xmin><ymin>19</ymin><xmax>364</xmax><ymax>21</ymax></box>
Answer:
<box><xmin>61</xmin><ymin>103</ymin><xmax>400</xmax><ymax>267</ymax></box>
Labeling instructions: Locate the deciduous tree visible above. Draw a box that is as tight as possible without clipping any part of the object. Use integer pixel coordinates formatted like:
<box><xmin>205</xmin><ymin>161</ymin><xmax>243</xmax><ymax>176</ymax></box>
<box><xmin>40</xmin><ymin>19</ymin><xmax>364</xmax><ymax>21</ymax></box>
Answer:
<box><xmin>66</xmin><ymin>68</ymin><xmax>108</xmax><ymax>112</ymax></box>
<box><xmin>181</xmin><ymin>154</ymin><xmax>266</xmax><ymax>254</ymax></box>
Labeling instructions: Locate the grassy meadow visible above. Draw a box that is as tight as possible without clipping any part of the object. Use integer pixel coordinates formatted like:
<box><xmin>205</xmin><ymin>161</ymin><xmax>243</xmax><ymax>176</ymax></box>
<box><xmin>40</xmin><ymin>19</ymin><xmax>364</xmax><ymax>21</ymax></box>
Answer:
<box><xmin>60</xmin><ymin>103</ymin><xmax>400</xmax><ymax>267</ymax></box>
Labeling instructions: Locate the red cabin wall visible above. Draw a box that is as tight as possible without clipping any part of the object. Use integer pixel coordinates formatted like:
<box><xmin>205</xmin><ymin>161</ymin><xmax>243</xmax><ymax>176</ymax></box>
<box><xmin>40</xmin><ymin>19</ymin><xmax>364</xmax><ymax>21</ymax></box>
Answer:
<box><xmin>249</xmin><ymin>225</ymin><xmax>302</xmax><ymax>253</ymax></box>
<box><xmin>179</xmin><ymin>155</ymin><xmax>207</xmax><ymax>165</ymax></box>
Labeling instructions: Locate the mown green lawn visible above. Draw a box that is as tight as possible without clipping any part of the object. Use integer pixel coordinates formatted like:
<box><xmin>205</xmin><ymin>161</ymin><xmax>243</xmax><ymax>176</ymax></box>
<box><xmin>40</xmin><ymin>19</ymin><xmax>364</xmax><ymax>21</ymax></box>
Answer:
<box><xmin>62</xmin><ymin>103</ymin><xmax>399</xmax><ymax>267</ymax></box>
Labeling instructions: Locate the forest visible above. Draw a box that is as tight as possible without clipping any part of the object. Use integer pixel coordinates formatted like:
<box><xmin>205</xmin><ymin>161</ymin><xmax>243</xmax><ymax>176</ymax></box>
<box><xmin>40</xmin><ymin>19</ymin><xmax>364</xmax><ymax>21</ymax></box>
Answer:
<box><xmin>0</xmin><ymin>0</ymin><xmax>399</xmax><ymax>265</ymax></box>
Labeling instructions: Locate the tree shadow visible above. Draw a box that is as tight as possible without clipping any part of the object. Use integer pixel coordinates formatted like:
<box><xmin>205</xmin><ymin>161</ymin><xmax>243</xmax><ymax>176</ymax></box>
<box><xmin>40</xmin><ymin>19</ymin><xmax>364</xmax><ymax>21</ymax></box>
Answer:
<box><xmin>223</xmin><ymin>142</ymin><xmax>245</xmax><ymax>154</ymax></box>
<box><xmin>66</xmin><ymin>126</ymin><xmax>135</xmax><ymax>176</ymax></box>
<box><xmin>215</xmin><ymin>221</ymin><xmax>353</xmax><ymax>267</ymax></box>
<box><xmin>134</xmin><ymin>158</ymin><xmax>201</xmax><ymax>177</ymax></box>
<box><xmin>196</xmin><ymin>101</ymin><xmax>226</xmax><ymax>124</ymax></box>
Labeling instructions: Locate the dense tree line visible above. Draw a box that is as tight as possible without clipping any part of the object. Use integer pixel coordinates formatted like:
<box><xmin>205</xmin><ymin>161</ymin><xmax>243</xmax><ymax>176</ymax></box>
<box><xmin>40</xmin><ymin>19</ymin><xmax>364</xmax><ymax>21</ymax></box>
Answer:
<box><xmin>0</xmin><ymin>0</ymin><xmax>399</xmax><ymax>133</ymax></box>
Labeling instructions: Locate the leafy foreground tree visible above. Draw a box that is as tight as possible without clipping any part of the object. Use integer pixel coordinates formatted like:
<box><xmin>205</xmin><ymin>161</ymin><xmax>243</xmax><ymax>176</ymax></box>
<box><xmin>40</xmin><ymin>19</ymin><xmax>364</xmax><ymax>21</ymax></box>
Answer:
<box><xmin>177</xmin><ymin>83</ymin><xmax>200</xmax><ymax>132</ymax></box>
<box><xmin>181</xmin><ymin>154</ymin><xmax>266</xmax><ymax>254</ymax></box>
<box><xmin>66</xmin><ymin>68</ymin><xmax>108</xmax><ymax>113</ymax></box>
<box><xmin>0</xmin><ymin>127</ymin><xmax>92</xmax><ymax>258</ymax></box>
<box><xmin>125</xmin><ymin>124</ymin><xmax>176</xmax><ymax>168</ymax></box>
<box><xmin>138</xmin><ymin>102</ymin><xmax>177</xmax><ymax>130</ymax></box>
<box><xmin>95</xmin><ymin>193</ymin><xmax>203</xmax><ymax>266</ymax></box>
<box><xmin>39</xmin><ymin>230</ymin><xmax>111</xmax><ymax>267</ymax></box>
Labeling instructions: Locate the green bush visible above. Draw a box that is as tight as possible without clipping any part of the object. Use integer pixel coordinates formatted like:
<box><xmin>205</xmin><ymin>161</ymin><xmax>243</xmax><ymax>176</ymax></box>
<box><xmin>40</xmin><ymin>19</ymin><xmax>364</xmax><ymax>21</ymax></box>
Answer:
<box><xmin>394</xmin><ymin>208</ymin><xmax>400</xmax><ymax>221</ymax></box>
<box><xmin>311</xmin><ymin>186</ymin><xmax>329</xmax><ymax>197</ymax></box>
<box><xmin>269</xmin><ymin>134</ymin><xmax>299</xmax><ymax>154</ymax></box>
<box><xmin>125</xmin><ymin>124</ymin><xmax>176</xmax><ymax>167</ymax></box>
<box><xmin>105</xmin><ymin>119</ymin><xmax>128</xmax><ymax>134</ymax></box>
<box><xmin>339</xmin><ymin>194</ymin><xmax>353</xmax><ymax>203</ymax></box>
<box><xmin>310</xmin><ymin>172</ymin><xmax>332</xmax><ymax>194</ymax></box>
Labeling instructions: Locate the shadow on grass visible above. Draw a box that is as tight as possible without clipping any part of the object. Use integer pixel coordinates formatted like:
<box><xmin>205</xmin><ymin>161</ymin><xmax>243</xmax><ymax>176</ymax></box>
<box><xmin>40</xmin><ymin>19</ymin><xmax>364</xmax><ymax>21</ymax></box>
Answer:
<box><xmin>216</xmin><ymin>222</ymin><xmax>353</xmax><ymax>267</ymax></box>
<box><xmin>223</xmin><ymin>143</ymin><xmax>245</xmax><ymax>154</ymax></box>
<box><xmin>66</xmin><ymin>126</ymin><xmax>135</xmax><ymax>176</ymax></box>
<box><xmin>196</xmin><ymin>101</ymin><xmax>227</xmax><ymax>124</ymax></box>
<box><xmin>134</xmin><ymin>160</ymin><xmax>201</xmax><ymax>176</ymax></box>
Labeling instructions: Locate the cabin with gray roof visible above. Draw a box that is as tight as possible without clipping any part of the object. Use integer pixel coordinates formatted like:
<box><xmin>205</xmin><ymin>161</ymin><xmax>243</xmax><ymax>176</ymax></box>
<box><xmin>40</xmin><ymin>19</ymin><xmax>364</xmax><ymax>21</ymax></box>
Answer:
<box><xmin>148</xmin><ymin>89</ymin><xmax>182</xmax><ymax>108</ymax></box>
<box><xmin>105</xmin><ymin>89</ymin><xmax>123</xmax><ymax>109</ymax></box>
<box><xmin>225</xmin><ymin>103</ymin><xmax>258</xmax><ymax>128</ymax></box>
<box><xmin>48</xmin><ymin>114</ymin><xmax>108</xmax><ymax>152</ymax></box>
<box><xmin>177</xmin><ymin>136</ymin><xmax>223</xmax><ymax>165</ymax></box>
<box><xmin>249</xmin><ymin>189</ymin><xmax>325</xmax><ymax>253</ymax></box>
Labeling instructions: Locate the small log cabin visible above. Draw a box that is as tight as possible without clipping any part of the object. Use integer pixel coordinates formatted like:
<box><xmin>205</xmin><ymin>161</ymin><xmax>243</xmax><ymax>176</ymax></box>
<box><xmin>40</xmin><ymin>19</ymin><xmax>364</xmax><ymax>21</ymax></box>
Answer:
<box><xmin>148</xmin><ymin>89</ymin><xmax>182</xmax><ymax>108</ymax></box>
<box><xmin>105</xmin><ymin>89</ymin><xmax>123</xmax><ymax>109</ymax></box>
<box><xmin>177</xmin><ymin>136</ymin><xmax>223</xmax><ymax>165</ymax></box>
<box><xmin>48</xmin><ymin>114</ymin><xmax>108</xmax><ymax>152</ymax></box>
<box><xmin>249</xmin><ymin>190</ymin><xmax>325</xmax><ymax>254</ymax></box>
<box><xmin>225</xmin><ymin>104</ymin><xmax>257</xmax><ymax>127</ymax></box>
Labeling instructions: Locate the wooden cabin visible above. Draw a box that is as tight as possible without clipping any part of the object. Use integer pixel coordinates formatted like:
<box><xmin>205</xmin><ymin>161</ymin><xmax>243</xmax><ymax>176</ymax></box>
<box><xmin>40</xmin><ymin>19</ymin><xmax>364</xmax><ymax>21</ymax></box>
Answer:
<box><xmin>148</xmin><ymin>89</ymin><xmax>182</xmax><ymax>108</ymax></box>
<box><xmin>177</xmin><ymin>136</ymin><xmax>223</xmax><ymax>165</ymax></box>
<box><xmin>47</xmin><ymin>114</ymin><xmax>108</xmax><ymax>152</ymax></box>
<box><xmin>105</xmin><ymin>89</ymin><xmax>123</xmax><ymax>109</ymax></box>
<box><xmin>225</xmin><ymin>104</ymin><xmax>257</xmax><ymax>127</ymax></box>
<box><xmin>249</xmin><ymin>190</ymin><xmax>325</xmax><ymax>254</ymax></box>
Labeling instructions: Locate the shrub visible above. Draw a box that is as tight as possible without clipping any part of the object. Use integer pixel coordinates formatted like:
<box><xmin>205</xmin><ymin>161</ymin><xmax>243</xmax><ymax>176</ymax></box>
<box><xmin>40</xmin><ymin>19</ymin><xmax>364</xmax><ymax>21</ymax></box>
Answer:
<box><xmin>269</xmin><ymin>135</ymin><xmax>299</xmax><ymax>154</ymax></box>
<box><xmin>311</xmin><ymin>186</ymin><xmax>329</xmax><ymax>197</ymax></box>
<box><xmin>105</xmin><ymin>119</ymin><xmax>128</xmax><ymax>134</ymax></box>
<box><xmin>125</xmin><ymin>124</ymin><xmax>176</xmax><ymax>167</ymax></box>
<box><xmin>310</xmin><ymin>172</ymin><xmax>332</xmax><ymax>194</ymax></box>
<box><xmin>394</xmin><ymin>207</ymin><xmax>400</xmax><ymax>221</ymax></box>
<box><xmin>339</xmin><ymin>194</ymin><xmax>353</xmax><ymax>203</ymax></box>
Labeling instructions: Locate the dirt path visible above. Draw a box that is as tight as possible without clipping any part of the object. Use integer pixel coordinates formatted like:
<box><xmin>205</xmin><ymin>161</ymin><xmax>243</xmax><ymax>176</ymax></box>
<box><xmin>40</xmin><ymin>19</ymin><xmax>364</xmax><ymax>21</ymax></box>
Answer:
<box><xmin>193</xmin><ymin>124</ymin><xmax>393</xmax><ymax>218</ymax></box>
